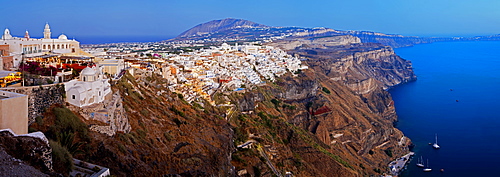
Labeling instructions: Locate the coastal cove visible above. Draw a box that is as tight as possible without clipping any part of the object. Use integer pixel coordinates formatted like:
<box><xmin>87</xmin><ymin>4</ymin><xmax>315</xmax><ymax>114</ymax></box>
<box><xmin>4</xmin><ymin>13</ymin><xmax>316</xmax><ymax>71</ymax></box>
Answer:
<box><xmin>390</xmin><ymin>41</ymin><xmax>500</xmax><ymax>176</ymax></box>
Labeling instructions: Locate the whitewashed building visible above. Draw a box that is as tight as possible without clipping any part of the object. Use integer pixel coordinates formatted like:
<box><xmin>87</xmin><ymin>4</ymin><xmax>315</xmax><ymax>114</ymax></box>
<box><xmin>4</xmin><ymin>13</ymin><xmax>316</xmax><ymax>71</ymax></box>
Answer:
<box><xmin>0</xmin><ymin>23</ymin><xmax>81</xmax><ymax>68</ymax></box>
<box><xmin>97</xmin><ymin>59</ymin><xmax>125</xmax><ymax>75</ymax></box>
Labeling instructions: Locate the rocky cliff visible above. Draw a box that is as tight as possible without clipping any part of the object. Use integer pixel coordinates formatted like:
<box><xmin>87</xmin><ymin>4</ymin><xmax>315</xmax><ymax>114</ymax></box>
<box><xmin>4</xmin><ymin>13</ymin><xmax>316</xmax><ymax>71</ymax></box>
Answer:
<box><xmin>81</xmin><ymin>72</ymin><xmax>234</xmax><ymax>176</ymax></box>
<box><xmin>269</xmin><ymin>35</ymin><xmax>361</xmax><ymax>51</ymax></box>
<box><xmin>224</xmin><ymin>68</ymin><xmax>411</xmax><ymax>176</ymax></box>
<box><xmin>290</xmin><ymin>42</ymin><xmax>416</xmax><ymax>91</ymax></box>
<box><xmin>222</xmin><ymin>36</ymin><xmax>416</xmax><ymax>176</ymax></box>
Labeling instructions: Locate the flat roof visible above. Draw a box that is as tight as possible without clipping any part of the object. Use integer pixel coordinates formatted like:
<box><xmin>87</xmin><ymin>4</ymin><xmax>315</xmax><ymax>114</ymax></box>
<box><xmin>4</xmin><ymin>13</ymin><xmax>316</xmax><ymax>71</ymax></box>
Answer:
<box><xmin>0</xmin><ymin>90</ymin><xmax>27</xmax><ymax>99</ymax></box>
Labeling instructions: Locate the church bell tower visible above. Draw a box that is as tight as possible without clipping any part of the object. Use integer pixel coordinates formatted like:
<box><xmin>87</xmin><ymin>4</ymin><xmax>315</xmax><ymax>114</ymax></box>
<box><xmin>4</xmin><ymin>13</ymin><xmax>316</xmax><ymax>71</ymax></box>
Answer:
<box><xmin>43</xmin><ymin>23</ymin><xmax>51</xmax><ymax>39</ymax></box>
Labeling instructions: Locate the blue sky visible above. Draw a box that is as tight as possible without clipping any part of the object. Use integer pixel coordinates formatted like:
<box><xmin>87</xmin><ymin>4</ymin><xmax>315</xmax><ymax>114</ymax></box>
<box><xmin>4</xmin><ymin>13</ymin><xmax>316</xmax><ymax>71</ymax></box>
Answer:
<box><xmin>1</xmin><ymin>0</ymin><xmax>499</xmax><ymax>39</ymax></box>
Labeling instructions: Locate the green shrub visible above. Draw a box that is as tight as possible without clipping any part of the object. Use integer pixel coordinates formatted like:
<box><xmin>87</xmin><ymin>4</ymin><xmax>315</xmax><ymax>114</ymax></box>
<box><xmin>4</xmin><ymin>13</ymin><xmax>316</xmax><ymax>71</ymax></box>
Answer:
<box><xmin>28</xmin><ymin>127</ymin><xmax>38</xmax><ymax>133</ymax></box>
<box><xmin>384</xmin><ymin>148</ymin><xmax>393</xmax><ymax>157</ymax></box>
<box><xmin>163</xmin><ymin>132</ymin><xmax>173</xmax><ymax>141</ymax></box>
<box><xmin>35</xmin><ymin>116</ymin><xmax>44</xmax><ymax>125</ymax></box>
<box><xmin>50</xmin><ymin>140</ymin><xmax>73</xmax><ymax>175</ymax></box>
<box><xmin>51</xmin><ymin>107</ymin><xmax>89</xmax><ymax>141</ymax></box>
<box><xmin>170</xmin><ymin>107</ymin><xmax>185</xmax><ymax>117</ymax></box>
<box><xmin>177</xmin><ymin>93</ymin><xmax>184</xmax><ymax>100</ymax></box>
<box><xmin>271</xmin><ymin>99</ymin><xmax>280</xmax><ymax>107</ymax></box>
<box><xmin>136</xmin><ymin>129</ymin><xmax>147</xmax><ymax>139</ymax></box>
<box><xmin>322</xmin><ymin>87</ymin><xmax>331</xmax><ymax>94</ymax></box>
<box><xmin>117</xmin><ymin>133</ymin><xmax>129</xmax><ymax>143</ymax></box>
<box><xmin>233</xmin><ymin>127</ymin><xmax>246</xmax><ymax>145</ymax></box>
<box><xmin>58</xmin><ymin>131</ymin><xmax>83</xmax><ymax>156</ymax></box>
<box><xmin>140</xmin><ymin>109</ymin><xmax>150</xmax><ymax>117</ymax></box>
<box><xmin>173</xmin><ymin>118</ymin><xmax>184</xmax><ymax>126</ymax></box>
<box><xmin>231</xmin><ymin>154</ymin><xmax>246</xmax><ymax>164</ymax></box>
<box><xmin>282</xmin><ymin>104</ymin><xmax>296</xmax><ymax>110</ymax></box>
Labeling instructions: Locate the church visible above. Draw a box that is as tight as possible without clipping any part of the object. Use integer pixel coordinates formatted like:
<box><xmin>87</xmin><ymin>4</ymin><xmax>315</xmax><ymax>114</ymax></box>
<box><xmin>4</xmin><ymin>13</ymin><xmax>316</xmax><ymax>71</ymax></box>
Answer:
<box><xmin>64</xmin><ymin>66</ymin><xmax>111</xmax><ymax>107</ymax></box>
<box><xmin>0</xmin><ymin>23</ymin><xmax>81</xmax><ymax>70</ymax></box>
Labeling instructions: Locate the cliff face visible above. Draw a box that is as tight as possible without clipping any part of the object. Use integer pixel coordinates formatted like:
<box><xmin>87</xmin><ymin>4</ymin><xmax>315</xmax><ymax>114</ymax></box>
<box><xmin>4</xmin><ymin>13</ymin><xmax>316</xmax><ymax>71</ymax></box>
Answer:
<box><xmin>270</xmin><ymin>35</ymin><xmax>361</xmax><ymax>50</ymax></box>
<box><xmin>291</xmin><ymin>42</ymin><xmax>416</xmax><ymax>91</ymax></box>
<box><xmin>226</xmin><ymin>69</ymin><xmax>410</xmax><ymax>176</ymax></box>
<box><xmin>221</xmin><ymin>38</ymin><xmax>415</xmax><ymax>176</ymax></box>
<box><xmin>87</xmin><ymin>72</ymin><xmax>235</xmax><ymax>176</ymax></box>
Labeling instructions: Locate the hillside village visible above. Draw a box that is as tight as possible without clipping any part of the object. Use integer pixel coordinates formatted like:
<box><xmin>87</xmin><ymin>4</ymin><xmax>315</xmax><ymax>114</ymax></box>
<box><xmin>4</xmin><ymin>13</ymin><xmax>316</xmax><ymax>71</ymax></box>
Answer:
<box><xmin>0</xmin><ymin>19</ymin><xmax>419</xmax><ymax>177</ymax></box>
<box><xmin>86</xmin><ymin>42</ymin><xmax>308</xmax><ymax>104</ymax></box>
<box><xmin>0</xmin><ymin>24</ymin><xmax>310</xmax><ymax>176</ymax></box>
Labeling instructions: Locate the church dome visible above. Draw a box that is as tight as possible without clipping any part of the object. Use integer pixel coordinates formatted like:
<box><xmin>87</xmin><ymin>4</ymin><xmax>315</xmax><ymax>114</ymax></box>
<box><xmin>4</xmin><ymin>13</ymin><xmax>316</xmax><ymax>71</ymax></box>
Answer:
<box><xmin>58</xmin><ymin>34</ymin><xmax>68</xmax><ymax>40</ymax></box>
<box><xmin>80</xmin><ymin>67</ymin><xmax>96</xmax><ymax>76</ymax></box>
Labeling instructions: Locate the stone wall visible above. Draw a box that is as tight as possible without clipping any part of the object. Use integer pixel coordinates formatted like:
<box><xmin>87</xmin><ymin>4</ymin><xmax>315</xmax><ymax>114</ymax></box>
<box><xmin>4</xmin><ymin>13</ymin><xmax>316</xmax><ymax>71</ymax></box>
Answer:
<box><xmin>0</xmin><ymin>84</ymin><xmax>65</xmax><ymax>124</ymax></box>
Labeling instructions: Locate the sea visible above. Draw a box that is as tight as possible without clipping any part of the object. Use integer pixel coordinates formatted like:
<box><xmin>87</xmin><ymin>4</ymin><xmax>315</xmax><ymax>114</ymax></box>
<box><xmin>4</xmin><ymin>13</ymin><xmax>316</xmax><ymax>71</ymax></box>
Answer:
<box><xmin>50</xmin><ymin>36</ymin><xmax>173</xmax><ymax>44</ymax></box>
<box><xmin>390</xmin><ymin>41</ymin><xmax>500</xmax><ymax>176</ymax></box>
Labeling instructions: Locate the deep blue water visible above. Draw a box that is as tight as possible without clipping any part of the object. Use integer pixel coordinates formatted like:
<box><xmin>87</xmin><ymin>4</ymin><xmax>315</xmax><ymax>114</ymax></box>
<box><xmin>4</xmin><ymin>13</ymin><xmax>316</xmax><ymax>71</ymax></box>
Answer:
<box><xmin>390</xmin><ymin>41</ymin><xmax>500</xmax><ymax>176</ymax></box>
<box><xmin>75</xmin><ymin>36</ymin><xmax>173</xmax><ymax>44</ymax></box>
<box><xmin>29</xmin><ymin>35</ymin><xmax>173</xmax><ymax>44</ymax></box>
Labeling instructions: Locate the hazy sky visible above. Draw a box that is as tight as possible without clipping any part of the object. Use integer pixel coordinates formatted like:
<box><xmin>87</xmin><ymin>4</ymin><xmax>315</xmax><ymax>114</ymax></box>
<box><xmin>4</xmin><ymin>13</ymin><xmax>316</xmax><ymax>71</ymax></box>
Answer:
<box><xmin>1</xmin><ymin>0</ymin><xmax>499</xmax><ymax>38</ymax></box>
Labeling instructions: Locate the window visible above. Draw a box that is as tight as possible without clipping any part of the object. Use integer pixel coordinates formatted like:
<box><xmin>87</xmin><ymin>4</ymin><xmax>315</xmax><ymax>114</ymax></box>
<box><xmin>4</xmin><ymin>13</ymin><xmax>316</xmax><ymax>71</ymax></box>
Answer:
<box><xmin>72</xmin><ymin>95</ymin><xmax>75</xmax><ymax>99</ymax></box>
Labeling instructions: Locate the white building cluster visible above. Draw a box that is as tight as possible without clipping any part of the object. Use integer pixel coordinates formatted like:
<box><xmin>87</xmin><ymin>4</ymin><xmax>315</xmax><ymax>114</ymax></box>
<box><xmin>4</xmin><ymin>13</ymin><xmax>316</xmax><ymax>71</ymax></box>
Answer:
<box><xmin>0</xmin><ymin>23</ymin><xmax>80</xmax><ymax>70</ymax></box>
<box><xmin>82</xmin><ymin>42</ymin><xmax>308</xmax><ymax>105</ymax></box>
<box><xmin>162</xmin><ymin>43</ymin><xmax>308</xmax><ymax>104</ymax></box>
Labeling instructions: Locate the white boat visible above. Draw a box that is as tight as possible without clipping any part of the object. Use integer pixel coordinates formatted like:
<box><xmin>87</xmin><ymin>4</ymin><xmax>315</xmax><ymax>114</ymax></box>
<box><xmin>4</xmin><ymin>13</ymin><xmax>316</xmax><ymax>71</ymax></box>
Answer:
<box><xmin>433</xmin><ymin>133</ymin><xmax>440</xmax><ymax>149</ymax></box>
<box><xmin>423</xmin><ymin>159</ymin><xmax>432</xmax><ymax>172</ymax></box>
<box><xmin>416</xmin><ymin>156</ymin><xmax>425</xmax><ymax>168</ymax></box>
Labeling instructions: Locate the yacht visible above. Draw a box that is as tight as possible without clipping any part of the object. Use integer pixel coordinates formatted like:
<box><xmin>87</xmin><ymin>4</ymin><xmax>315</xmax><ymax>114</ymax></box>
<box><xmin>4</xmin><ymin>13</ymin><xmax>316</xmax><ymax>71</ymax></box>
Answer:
<box><xmin>433</xmin><ymin>134</ymin><xmax>440</xmax><ymax>149</ymax></box>
<box><xmin>423</xmin><ymin>159</ymin><xmax>432</xmax><ymax>172</ymax></box>
<box><xmin>416</xmin><ymin>156</ymin><xmax>424</xmax><ymax>168</ymax></box>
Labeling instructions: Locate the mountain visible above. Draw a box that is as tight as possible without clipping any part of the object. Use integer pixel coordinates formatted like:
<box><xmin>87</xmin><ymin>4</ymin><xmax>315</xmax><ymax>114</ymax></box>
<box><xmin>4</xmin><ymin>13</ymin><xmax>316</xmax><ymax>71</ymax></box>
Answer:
<box><xmin>172</xmin><ymin>18</ymin><xmax>441</xmax><ymax>47</ymax></box>
<box><xmin>177</xmin><ymin>18</ymin><xmax>268</xmax><ymax>38</ymax></box>
<box><xmin>173</xmin><ymin>18</ymin><xmax>500</xmax><ymax>48</ymax></box>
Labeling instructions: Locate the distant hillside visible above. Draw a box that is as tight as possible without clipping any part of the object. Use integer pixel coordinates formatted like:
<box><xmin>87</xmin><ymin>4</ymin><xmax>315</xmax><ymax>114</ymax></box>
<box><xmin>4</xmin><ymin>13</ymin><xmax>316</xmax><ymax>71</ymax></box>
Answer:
<box><xmin>177</xmin><ymin>18</ymin><xmax>268</xmax><ymax>38</ymax></box>
<box><xmin>172</xmin><ymin>18</ymin><xmax>500</xmax><ymax>48</ymax></box>
<box><xmin>171</xmin><ymin>18</ymin><xmax>444</xmax><ymax>47</ymax></box>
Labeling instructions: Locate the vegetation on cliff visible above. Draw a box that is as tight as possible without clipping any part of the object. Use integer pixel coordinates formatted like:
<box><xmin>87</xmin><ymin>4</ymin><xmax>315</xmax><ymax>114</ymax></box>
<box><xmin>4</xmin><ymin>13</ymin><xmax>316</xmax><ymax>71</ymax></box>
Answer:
<box><xmin>224</xmin><ymin>67</ymin><xmax>410</xmax><ymax>176</ymax></box>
